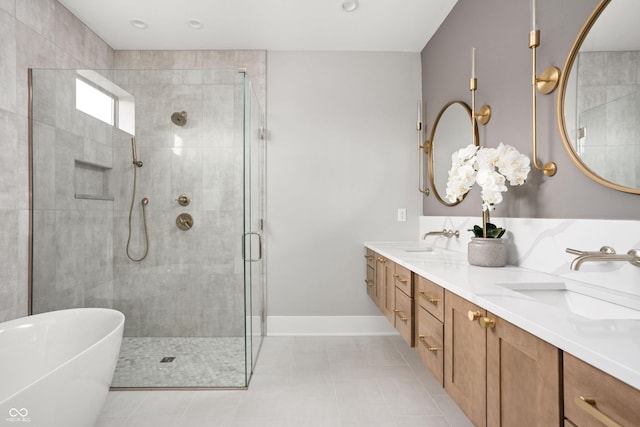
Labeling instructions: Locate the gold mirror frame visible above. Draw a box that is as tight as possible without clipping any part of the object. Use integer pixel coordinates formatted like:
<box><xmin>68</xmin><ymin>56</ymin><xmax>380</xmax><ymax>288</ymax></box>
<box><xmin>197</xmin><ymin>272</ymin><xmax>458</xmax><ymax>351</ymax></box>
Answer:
<box><xmin>556</xmin><ymin>0</ymin><xmax>640</xmax><ymax>194</ymax></box>
<box><xmin>425</xmin><ymin>100</ymin><xmax>479</xmax><ymax>206</ymax></box>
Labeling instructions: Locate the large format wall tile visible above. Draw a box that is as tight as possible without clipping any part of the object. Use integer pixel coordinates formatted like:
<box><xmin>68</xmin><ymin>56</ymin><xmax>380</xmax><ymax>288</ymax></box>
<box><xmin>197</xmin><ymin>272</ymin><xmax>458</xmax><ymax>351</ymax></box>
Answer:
<box><xmin>0</xmin><ymin>10</ymin><xmax>17</xmax><ymax>113</ymax></box>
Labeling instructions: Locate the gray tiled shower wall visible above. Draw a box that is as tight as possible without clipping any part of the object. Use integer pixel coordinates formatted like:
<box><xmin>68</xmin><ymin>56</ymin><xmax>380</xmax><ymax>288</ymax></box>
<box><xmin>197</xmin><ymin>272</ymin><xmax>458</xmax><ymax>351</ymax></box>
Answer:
<box><xmin>31</xmin><ymin>57</ymin><xmax>265</xmax><ymax>339</ymax></box>
<box><xmin>576</xmin><ymin>50</ymin><xmax>640</xmax><ymax>188</ymax></box>
<box><xmin>7</xmin><ymin>0</ymin><xmax>266</xmax><ymax>326</ymax></box>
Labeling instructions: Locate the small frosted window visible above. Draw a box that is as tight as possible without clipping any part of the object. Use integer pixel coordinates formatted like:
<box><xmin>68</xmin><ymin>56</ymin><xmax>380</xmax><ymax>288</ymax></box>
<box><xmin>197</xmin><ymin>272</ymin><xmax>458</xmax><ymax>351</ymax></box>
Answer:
<box><xmin>75</xmin><ymin>78</ymin><xmax>115</xmax><ymax>126</ymax></box>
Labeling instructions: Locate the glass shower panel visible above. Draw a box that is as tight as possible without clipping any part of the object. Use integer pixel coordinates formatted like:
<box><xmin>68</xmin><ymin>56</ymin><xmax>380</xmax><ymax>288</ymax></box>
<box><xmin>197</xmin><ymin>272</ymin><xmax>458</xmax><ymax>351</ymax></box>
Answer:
<box><xmin>242</xmin><ymin>73</ymin><xmax>266</xmax><ymax>380</ymax></box>
<box><xmin>29</xmin><ymin>68</ymin><xmax>265</xmax><ymax>389</ymax></box>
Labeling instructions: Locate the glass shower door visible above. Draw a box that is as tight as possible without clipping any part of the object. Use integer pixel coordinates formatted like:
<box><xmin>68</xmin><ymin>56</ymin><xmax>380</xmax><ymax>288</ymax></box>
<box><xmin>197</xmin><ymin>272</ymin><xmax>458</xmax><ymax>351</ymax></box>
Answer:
<box><xmin>243</xmin><ymin>72</ymin><xmax>266</xmax><ymax>382</ymax></box>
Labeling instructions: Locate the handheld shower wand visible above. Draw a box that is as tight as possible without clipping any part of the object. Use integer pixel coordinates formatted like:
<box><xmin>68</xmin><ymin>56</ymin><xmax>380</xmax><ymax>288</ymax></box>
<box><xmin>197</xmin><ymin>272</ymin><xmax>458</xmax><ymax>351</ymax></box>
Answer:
<box><xmin>131</xmin><ymin>137</ymin><xmax>143</xmax><ymax>167</ymax></box>
<box><xmin>126</xmin><ymin>137</ymin><xmax>149</xmax><ymax>262</ymax></box>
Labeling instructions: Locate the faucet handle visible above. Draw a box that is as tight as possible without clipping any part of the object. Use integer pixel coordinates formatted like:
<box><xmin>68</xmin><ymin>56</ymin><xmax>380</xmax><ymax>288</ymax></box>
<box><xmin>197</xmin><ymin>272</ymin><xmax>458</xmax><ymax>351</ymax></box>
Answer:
<box><xmin>566</xmin><ymin>246</ymin><xmax>616</xmax><ymax>256</ymax></box>
<box><xmin>565</xmin><ymin>248</ymin><xmax>583</xmax><ymax>256</ymax></box>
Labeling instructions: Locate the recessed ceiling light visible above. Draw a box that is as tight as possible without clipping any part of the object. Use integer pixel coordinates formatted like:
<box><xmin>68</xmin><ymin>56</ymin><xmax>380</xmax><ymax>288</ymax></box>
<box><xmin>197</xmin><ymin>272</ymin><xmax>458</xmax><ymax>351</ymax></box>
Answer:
<box><xmin>341</xmin><ymin>0</ymin><xmax>359</xmax><ymax>12</ymax></box>
<box><xmin>130</xmin><ymin>19</ymin><xmax>148</xmax><ymax>29</ymax></box>
<box><xmin>187</xmin><ymin>19</ymin><xmax>202</xmax><ymax>29</ymax></box>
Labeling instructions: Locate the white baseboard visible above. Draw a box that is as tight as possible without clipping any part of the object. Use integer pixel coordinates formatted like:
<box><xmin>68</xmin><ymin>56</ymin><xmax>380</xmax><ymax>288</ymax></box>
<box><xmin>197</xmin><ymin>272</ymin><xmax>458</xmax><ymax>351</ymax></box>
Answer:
<box><xmin>266</xmin><ymin>315</ymin><xmax>398</xmax><ymax>336</ymax></box>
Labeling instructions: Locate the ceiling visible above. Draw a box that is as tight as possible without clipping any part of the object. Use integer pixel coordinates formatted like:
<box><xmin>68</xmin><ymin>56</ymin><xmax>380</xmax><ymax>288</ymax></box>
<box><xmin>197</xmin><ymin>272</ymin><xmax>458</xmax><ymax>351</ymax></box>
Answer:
<box><xmin>57</xmin><ymin>0</ymin><xmax>458</xmax><ymax>52</ymax></box>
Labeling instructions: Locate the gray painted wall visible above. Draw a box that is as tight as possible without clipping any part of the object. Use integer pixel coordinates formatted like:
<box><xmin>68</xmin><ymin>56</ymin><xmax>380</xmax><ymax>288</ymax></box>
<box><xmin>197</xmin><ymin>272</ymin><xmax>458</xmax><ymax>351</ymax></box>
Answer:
<box><xmin>266</xmin><ymin>51</ymin><xmax>423</xmax><ymax>316</ymax></box>
<box><xmin>421</xmin><ymin>0</ymin><xmax>639</xmax><ymax>219</ymax></box>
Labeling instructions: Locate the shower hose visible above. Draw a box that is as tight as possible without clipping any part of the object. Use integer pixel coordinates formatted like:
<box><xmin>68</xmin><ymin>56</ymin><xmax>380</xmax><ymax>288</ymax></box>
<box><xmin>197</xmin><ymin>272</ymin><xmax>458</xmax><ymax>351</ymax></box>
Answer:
<box><xmin>126</xmin><ymin>165</ymin><xmax>149</xmax><ymax>261</ymax></box>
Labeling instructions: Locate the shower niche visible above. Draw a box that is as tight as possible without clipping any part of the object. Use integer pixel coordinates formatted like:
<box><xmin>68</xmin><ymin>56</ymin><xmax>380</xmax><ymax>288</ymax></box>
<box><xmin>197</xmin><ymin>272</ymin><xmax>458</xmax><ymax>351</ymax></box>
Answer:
<box><xmin>74</xmin><ymin>159</ymin><xmax>113</xmax><ymax>201</ymax></box>
<box><xmin>29</xmin><ymin>67</ymin><xmax>266</xmax><ymax>389</ymax></box>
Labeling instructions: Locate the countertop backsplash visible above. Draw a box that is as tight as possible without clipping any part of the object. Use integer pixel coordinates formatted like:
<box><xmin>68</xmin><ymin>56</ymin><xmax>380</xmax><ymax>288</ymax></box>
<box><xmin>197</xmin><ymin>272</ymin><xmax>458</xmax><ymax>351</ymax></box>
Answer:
<box><xmin>418</xmin><ymin>216</ymin><xmax>640</xmax><ymax>297</ymax></box>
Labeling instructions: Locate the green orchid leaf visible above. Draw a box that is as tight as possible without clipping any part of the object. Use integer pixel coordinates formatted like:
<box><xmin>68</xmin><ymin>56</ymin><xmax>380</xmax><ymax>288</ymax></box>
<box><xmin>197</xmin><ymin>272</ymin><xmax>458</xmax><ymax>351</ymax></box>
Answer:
<box><xmin>468</xmin><ymin>222</ymin><xmax>506</xmax><ymax>238</ymax></box>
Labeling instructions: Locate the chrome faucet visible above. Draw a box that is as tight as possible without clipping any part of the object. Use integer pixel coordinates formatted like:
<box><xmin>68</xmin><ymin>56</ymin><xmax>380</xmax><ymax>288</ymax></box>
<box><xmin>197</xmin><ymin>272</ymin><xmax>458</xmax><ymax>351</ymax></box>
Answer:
<box><xmin>422</xmin><ymin>229</ymin><xmax>460</xmax><ymax>240</ymax></box>
<box><xmin>566</xmin><ymin>246</ymin><xmax>640</xmax><ymax>270</ymax></box>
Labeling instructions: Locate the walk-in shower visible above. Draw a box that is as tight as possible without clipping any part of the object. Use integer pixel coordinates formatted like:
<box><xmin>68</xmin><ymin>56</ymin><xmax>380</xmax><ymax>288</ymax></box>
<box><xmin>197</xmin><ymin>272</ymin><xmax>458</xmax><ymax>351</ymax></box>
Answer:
<box><xmin>29</xmin><ymin>67</ymin><xmax>266</xmax><ymax>388</ymax></box>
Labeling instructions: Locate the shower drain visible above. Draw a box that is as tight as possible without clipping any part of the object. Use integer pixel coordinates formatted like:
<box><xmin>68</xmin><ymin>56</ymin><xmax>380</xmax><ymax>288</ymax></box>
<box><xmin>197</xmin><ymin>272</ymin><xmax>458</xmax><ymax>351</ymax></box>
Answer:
<box><xmin>160</xmin><ymin>356</ymin><xmax>176</xmax><ymax>363</ymax></box>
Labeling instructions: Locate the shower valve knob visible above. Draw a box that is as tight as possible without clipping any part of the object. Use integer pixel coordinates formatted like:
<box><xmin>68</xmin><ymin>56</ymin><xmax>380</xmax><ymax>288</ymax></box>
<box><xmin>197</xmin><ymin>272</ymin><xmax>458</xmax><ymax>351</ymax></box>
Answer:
<box><xmin>176</xmin><ymin>213</ymin><xmax>193</xmax><ymax>231</ymax></box>
<box><xmin>175</xmin><ymin>194</ymin><xmax>190</xmax><ymax>206</ymax></box>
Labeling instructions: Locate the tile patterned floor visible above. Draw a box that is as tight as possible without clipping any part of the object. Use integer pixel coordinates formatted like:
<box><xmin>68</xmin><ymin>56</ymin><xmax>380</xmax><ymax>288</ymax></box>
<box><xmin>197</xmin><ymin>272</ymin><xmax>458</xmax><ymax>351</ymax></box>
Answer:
<box><xmin>98</xmin><ymin>335</ymin><xmax>473</xmax><ymax>427</ymax></box>
<box><xmin>112</xmin><ymin>337</ymin><xmax>247</xmax><ymax>388</ymax></box>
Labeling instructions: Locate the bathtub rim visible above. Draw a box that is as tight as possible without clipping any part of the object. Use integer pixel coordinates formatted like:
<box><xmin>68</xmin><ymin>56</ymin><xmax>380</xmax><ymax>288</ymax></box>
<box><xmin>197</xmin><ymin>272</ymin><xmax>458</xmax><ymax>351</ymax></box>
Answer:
<box><xmin>0</xmin><ymin>307</ymin><xmax>125</xmax><ymax>406</ymax></box>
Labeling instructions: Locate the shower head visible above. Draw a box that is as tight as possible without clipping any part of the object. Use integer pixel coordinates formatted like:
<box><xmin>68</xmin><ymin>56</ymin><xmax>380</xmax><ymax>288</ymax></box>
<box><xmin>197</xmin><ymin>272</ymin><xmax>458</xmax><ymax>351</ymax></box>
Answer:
<box><xmin>171</xmin><ymin>111</ymin><xmax>188</xmax><ymax>126</ymax></box>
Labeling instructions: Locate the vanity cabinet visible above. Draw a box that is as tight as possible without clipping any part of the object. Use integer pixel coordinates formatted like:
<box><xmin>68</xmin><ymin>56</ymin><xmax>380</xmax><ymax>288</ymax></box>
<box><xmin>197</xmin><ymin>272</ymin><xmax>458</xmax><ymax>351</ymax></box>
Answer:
<box><xmin>415</xmin><ymin>275</ymin><xmax>444</xmax><ymax>385</ymax></box>
<box><xmin>444</xmin><ymin>290</ymin><xmax>561</xmax><ymax>427</ymax></box>
<box><xmin>564</xmin><ymin>352</ymin><xmax>640</xmax><ymax>426</ymax></box>
<box><xmin>364</xmin><ymin>252</ymin><xmax>413</xmax><ymax>346</ymax></box>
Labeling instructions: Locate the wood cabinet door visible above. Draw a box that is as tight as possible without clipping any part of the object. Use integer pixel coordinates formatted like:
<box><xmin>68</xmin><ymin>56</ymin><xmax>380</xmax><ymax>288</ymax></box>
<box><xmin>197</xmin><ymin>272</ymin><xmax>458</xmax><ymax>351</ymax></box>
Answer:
<box><xmin>382</xmin><ymin>259</ymin><xmax>395</xmax><ymax>325</ymax></box>
<box><xmin>444</xmin><ymin>290</ymin><xmax>487</xmax><ymax>427</ymax></box>
<box><xmin>486</xmin><ymin>312</ymin><xmax>561</xmax><ymax>427</ymax></box>
<box><xmin>374</xmin><ymin>256</ymin><xmax>388</xmax><ymax>309</ymax></box>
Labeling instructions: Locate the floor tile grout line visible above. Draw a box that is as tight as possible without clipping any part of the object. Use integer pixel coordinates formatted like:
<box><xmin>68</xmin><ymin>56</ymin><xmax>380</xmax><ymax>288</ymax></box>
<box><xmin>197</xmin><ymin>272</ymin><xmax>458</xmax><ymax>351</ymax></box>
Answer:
<box><xmin>394</xmin><ymin>336</ymin><xmax>452</xmax><ymax>423</ymax></box>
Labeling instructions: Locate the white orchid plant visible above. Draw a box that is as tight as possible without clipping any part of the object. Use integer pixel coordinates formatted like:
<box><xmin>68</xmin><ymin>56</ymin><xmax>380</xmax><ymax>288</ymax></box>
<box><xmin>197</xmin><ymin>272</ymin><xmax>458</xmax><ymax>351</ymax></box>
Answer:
<box><xmin>445</xmin><ymin>143</ymin><xmax>531</xmax><ymax>238</ymax></box>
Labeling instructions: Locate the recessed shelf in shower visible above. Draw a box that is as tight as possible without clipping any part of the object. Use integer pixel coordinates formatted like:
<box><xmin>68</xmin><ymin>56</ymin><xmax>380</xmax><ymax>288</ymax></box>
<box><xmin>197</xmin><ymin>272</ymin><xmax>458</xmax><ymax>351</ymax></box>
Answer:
<box><xmin>73</xmin><ymin>159</ymin><xmax>114</xmax><ymax>201</ymax></box>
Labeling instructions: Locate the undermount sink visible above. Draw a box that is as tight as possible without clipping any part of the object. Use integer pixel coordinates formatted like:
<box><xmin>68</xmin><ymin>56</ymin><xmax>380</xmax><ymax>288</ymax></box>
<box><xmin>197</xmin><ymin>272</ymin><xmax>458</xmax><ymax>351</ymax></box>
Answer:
<box><xmin>404</xmin><ymin>248</ymin><xmax>435</xmax><ymax>253</ymax></box>
<box><xmin>497</xmin><ymin>281</ymin><xmax>640</xmax><ymax>320</ymax></box>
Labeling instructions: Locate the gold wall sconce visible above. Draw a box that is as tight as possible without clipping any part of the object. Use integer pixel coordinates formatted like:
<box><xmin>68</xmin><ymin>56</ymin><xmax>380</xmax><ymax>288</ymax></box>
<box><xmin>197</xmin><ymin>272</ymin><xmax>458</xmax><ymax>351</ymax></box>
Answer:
<box><xmin>470</xmin><ymin>48</ymin><xmax>491</xmax><ymax>145</ymax></box>
<box><xmin>417</xmin><ymin>102</ymin><xmax>430</xmax><ymax>196</ymax></box>
<box><xmin>529</xmin><ymin>0</ymin><xmax>560</xmax><ymax>176</ymax></box>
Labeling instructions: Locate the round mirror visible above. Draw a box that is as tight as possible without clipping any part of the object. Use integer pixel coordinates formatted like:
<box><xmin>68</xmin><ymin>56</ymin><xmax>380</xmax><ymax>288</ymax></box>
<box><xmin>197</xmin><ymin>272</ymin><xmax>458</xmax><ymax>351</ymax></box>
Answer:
<box><xmin>557</xmin><ymin>0</ymin><xmax>640</xmax><ymax>194</ymax></box>
<box><xmin>426</xmin><ymin>100</ymin><xmax>478</xmax><ymax>205</ymax></box>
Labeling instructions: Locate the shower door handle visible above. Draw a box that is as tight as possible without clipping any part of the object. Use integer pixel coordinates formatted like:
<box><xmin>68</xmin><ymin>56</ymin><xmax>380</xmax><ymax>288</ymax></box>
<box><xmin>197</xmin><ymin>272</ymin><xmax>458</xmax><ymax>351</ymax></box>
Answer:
<box><xmin>243</xmin><ymin>232</ymin><xmax>263</xmax><ymax>262</ymax></box>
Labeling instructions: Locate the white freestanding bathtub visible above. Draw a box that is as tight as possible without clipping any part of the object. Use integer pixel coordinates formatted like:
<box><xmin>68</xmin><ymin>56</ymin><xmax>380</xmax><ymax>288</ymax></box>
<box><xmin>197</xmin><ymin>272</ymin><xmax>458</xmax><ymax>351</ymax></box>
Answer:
<box><xmin>0</xmin><ymin>308</ymin><xmax>124</xmax><ymax>427</ymax></box>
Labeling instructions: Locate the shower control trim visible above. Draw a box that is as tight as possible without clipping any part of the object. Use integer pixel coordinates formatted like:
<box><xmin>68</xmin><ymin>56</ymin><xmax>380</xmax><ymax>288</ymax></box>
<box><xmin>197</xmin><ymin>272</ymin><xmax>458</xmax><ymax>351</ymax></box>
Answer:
<box><xmin>176</xmin><ymin>194</ymin><xmax>190</xmax><ymax>206</ymax></box>
<box><xmin>176</xmin><ymin>213</ymin><xmax>193</xmax><ymax>231</ymax></box>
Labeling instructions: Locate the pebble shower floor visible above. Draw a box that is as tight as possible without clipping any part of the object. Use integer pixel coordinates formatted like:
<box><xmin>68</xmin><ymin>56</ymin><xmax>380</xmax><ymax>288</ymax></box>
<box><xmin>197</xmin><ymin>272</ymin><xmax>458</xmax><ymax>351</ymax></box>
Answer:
<box><xmin>111</xmin><ymin>337</ymin><xmax>246</xmax><ymax>388</ymax></box>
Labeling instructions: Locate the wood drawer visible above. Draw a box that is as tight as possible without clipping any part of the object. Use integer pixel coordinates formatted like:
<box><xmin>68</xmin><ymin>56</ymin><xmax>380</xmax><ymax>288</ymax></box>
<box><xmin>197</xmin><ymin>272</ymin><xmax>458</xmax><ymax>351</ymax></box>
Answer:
<box><xmin>394</xmin><ymin>264</ymin><xmax>412</xmax><ymax>297</ymax></box>
<box><xmin>416</xmin><ymin>304</ymin><xmax>444</xmax><ymax>385</ymax></box>
<box><xmin>415</xmin><ymin>275</ymin><xmax>444</xmax><ymax>322</ymax></box>
<box><xmin>364</xmin><ymin>249</ymin><xmax>375</xmax><ymax>268</ymax></box>
<box><xmin>364</xmin><ymin>250</ymin><xmax>376</xmax><ymax>302</ymax></box>
<box><xmin>564</xmin><ymin>352</ymin><xmax>640</xmax><ymax>426</ymax></box>
<box><xmin>394</xmin><ymin>287</ymin><xmax>414</xmax><ymax>347</ymax></box>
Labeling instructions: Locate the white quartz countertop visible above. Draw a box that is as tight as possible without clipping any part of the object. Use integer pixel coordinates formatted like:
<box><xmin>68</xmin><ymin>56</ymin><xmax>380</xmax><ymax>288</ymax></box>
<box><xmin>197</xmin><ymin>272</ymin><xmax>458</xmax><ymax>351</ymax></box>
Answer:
<box><xmin>365</xmin><ymin>241</ymin><xmax>640</xmax><ymax>390</ymax></box>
